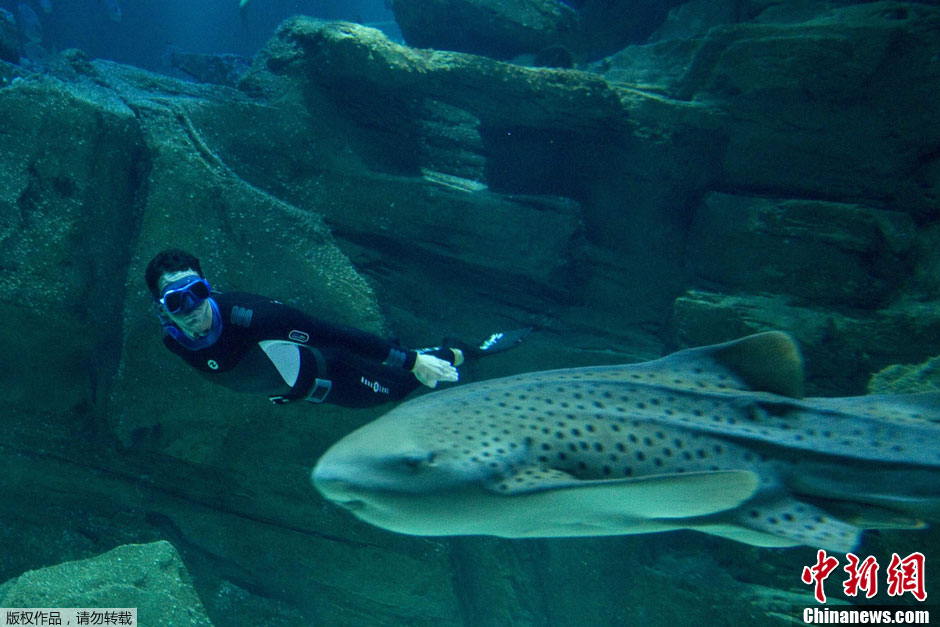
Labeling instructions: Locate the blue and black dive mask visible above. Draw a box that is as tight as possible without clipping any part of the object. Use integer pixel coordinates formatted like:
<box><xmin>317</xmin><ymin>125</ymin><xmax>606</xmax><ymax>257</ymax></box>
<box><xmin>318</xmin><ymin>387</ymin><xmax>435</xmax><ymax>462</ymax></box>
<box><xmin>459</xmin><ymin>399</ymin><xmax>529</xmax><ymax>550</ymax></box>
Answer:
<box><xmin>159</xmin><ymin>276</ymin><xmax>211</xmax><ymax>314</ymax></box>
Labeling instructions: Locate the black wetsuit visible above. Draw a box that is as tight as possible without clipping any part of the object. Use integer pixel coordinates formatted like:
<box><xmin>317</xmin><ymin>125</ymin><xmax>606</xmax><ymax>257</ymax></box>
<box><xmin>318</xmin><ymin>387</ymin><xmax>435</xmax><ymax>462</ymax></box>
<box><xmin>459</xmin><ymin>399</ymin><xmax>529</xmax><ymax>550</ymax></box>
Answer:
<box><xmin>162</xmin><ymin>292</ymin><xmax>449</xmax><ymax>408</ymax></box>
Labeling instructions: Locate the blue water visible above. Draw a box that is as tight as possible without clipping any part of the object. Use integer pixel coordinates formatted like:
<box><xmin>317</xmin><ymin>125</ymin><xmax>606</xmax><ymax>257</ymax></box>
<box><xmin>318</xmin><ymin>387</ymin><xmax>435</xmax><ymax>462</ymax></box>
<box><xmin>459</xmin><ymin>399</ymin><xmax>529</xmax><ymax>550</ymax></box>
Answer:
<box><xmin>2</xmin><ymin>0</ymin><xmax>393</xmax><ymax>70</ymax></box>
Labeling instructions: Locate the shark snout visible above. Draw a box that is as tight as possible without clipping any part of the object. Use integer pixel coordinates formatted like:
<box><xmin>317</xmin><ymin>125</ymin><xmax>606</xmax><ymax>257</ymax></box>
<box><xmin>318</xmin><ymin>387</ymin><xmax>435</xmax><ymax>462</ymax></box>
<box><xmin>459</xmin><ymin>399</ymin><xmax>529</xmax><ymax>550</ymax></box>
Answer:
<box><xmin>311</xmin><ymin>456</ymin><xmax>360</xmax><ymax>502</ymax></box>
<box><xmin>312</xmin><ymin>441</ymin><xmax>441</xmax><ymax>501</ymax></box>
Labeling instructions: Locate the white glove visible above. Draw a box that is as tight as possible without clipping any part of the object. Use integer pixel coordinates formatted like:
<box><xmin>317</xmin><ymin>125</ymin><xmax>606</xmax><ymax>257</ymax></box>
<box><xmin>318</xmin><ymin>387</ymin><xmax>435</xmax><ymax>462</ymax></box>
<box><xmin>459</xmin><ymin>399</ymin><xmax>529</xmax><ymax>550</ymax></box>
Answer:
<box><xmin>412</xmin><ymin>353</ymin><xmax>459</xmax><ymax>388</ymax></box>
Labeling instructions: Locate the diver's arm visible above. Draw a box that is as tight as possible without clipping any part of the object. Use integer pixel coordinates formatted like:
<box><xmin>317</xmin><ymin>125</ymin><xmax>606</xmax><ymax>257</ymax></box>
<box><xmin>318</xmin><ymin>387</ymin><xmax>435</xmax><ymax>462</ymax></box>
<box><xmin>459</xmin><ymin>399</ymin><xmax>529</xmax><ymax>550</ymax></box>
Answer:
<box><xmin>253</xmin><ymin>299</ymin><xmax>418</xmax><ymax>369</ymax></box>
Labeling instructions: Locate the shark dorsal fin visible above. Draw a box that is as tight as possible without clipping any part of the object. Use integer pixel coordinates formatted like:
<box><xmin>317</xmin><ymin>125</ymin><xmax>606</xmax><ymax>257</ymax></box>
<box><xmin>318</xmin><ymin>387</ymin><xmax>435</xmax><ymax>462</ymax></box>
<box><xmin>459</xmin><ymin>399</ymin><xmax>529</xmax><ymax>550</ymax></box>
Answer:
<box><xmin>604</xmin><ymin>332</ymin><xmax>805</xmax><ymax>398</ymax></box>
<box><xmin>706</xmin><ymin>331</ymin><xmax>805</xmax><ymax>398</ymax></box>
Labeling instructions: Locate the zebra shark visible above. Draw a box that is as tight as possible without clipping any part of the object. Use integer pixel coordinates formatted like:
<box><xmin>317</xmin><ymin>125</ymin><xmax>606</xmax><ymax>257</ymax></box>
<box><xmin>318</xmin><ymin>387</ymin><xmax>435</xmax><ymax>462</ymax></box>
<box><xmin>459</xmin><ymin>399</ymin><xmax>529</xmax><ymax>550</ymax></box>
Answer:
<box><xmin>313</xmin><ymin>332</ymin><xmax>940</xmax><ymax>551</ymax></box>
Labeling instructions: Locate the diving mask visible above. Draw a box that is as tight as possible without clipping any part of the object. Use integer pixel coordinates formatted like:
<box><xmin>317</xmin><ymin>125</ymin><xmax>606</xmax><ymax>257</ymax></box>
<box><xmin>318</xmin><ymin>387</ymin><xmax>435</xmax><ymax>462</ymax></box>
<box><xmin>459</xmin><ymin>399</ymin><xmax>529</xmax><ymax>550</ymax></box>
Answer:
<box><xmin>159</xmin><ymin>276</ymin><xmax>211</xmax><ymax>314</ymax></box>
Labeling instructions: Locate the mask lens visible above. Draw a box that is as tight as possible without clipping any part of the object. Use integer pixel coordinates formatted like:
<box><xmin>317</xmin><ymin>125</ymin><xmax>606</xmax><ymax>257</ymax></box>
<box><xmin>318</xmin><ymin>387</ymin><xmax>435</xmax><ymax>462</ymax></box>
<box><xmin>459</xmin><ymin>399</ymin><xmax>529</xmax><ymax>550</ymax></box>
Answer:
<box><xmin>189</xmin><ymin>280</ymin><xmax>210</xmax><ymax>300</ymax></box>
<box><xmin>164</xmin><ymin>291</ymin><xmax>184</xmax><ymax>312</ymax></box>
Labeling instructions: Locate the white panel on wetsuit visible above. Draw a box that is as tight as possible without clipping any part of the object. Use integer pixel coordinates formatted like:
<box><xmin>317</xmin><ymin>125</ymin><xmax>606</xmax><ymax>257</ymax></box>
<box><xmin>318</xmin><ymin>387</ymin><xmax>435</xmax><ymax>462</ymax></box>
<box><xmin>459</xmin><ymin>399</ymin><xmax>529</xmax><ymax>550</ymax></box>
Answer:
<box><xmin>259</xmin><ymin>340</ymin><xmax>301</xmax><ymax>387</ymax></box>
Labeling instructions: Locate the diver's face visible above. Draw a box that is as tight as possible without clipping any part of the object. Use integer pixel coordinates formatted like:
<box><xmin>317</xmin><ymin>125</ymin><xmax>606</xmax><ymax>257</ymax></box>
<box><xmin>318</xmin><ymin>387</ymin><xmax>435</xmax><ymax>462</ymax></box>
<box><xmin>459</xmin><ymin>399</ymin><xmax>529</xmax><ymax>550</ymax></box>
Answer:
<box><xmin>158</xmin><ymin>270</ymin><xmax>213</xmax><ymax>338</ymax></box>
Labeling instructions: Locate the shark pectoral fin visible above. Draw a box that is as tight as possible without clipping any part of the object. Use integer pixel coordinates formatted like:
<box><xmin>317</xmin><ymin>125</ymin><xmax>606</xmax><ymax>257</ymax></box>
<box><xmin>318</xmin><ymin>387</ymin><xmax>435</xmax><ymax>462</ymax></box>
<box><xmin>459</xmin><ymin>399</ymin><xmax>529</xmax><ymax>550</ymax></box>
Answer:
<box><xmin>694</xmin><ymin>524</ymin><xmax>803</xmax><ymax>548</ymax></box>
<box><xmin>486</xmin><ymin>468</ymin><xmax>759</xmax><ymax>519</ymax></box>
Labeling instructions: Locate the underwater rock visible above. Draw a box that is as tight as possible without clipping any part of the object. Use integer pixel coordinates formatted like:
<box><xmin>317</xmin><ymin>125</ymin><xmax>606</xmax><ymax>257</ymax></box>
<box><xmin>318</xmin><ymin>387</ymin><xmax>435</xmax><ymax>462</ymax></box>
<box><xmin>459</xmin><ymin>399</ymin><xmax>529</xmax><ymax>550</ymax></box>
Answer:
<box><xmin>684</xmin><ymin>3</ymin><xmax>940</xmax><ymax>216</ymax></box>
<box><xmin>750</xmin><ymin>0</ymin><xmax>860</xmax><ymax>25</ymax></box>
<box><xmin>869</xmin><ymin>355</ymin><xmax>940</xmax><ymax>394</ymax></box>
<box><xmin>386</xmin><ymin>0</ymin><xmax>579</xmax><ymax>59</ymax></box>
<box><xmin>740</xmin><ymin>583</ymin><xmax>852</xmax><ymax>622</ymax></box>
<box><xmin>532</xmin><ymin>44</ymin><xmax>575</xmax><ymax>69</ymax></box>
<box><xmin>166</xmin><ymin>49</ymin><xmax>251</xmax><ymax>88</ymax></box>
<box><xmin>672</xmin><ymin>290</ymin><xmax>940</xmax><ymax>394</ymax></box>
<box><xmin>248</xmin><ymin>19</ymin><xmax>622</xmax><ymax>128</ymax></box>
<box><xmin>686</xmin><ymin>193</ymin><xmax>917</xmax><ymax>306</ymax></box>
<box><xmin>241</xmin><ymin>18</ymin><xmax>592</xmax><ymax>288</ymax></box>
<box><xmin>589</xmin><ymin>37</ymin><xmax>703</xmax><ymax>94</ymax></box>
<box><xmin>0</xmin><ymin>69</ymin><xmax>143</xmax><ymax>416</ymax></box>
<box><xmin>0</xmin><ymin>541</ymin><xmax>214</xmax><ymax>626</ymax></box>
<box><xmin>596</xmin><ymin>3</ymin><xmax>940</xmax><ymax>217</ymax></box>
<box><xmin>387</xmin><ymin>0</ymin><xmax>683</xmax><ymax>61</ymax></box>
<box><xmin>0</xmin><ymin>9</ymin><xmax>17</xmax><ymax>63</ymax></box>
<box><xmin>649</xmin><ymin>0</ymin><xmax>744</xmax><ymax>42</ymax></box>
<box><xmin>573</xmin><ymin>0</ymin><xmax>688</xmax><ymax>56</ymax></box>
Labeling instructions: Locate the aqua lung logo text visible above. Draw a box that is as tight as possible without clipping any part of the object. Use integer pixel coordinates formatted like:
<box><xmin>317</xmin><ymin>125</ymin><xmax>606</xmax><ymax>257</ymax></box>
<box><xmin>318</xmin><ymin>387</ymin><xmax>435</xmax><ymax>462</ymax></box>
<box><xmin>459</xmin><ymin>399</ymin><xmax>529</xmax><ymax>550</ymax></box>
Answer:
<box><xmin>361</xmin><ymin>377</ymin><xmax>390</xmax><ymax>395</ymax></box>
<box><xmin>207</xmin><ymin>360</ymin><xmax>219</xmax><ymax>370</ymax></box>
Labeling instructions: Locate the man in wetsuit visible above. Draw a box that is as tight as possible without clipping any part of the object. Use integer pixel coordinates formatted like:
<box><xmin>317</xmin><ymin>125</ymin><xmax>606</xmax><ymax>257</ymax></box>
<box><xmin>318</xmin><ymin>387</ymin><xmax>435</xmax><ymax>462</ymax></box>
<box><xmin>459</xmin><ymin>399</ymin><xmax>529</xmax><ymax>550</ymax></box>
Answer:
<box><xmin>145</xmin><ymin>249</ymin><xmax>528</xmax><ymax>408</ymax></box>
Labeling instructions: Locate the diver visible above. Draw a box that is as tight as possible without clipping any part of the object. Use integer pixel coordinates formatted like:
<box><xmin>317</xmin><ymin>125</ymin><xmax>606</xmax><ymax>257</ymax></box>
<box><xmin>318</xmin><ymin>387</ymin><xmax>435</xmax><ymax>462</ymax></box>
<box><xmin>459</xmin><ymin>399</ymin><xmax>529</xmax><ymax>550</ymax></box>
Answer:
<box><xmin>145</xmin><ymin>249</ymin><xmax>530</xmax><ymax>408</ymax></box>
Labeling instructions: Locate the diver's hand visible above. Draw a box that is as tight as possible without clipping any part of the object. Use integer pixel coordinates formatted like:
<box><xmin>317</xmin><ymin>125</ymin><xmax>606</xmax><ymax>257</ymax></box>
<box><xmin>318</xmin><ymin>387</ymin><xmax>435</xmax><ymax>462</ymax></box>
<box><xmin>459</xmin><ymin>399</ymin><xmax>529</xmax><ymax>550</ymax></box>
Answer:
<box><xmin>412</xmin><ymin>354</ymin><xmax>459</xmax><ymax>388</ymax></box>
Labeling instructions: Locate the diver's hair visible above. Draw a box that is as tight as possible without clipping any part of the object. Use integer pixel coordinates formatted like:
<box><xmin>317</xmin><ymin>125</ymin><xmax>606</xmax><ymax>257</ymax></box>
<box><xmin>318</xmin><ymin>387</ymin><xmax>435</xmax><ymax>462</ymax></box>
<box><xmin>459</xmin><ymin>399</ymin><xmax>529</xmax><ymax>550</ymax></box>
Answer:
<box><xmin>145</xmin><ymin>249</ymin><xmax>204</xmax><ymax>298</ymax></box>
